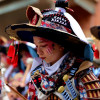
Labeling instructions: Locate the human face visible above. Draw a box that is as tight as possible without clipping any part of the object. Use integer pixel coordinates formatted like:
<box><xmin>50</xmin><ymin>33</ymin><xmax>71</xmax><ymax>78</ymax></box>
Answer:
<box><xmin>0</xmin><ymin>53</ymin><xmax>8</xmax><ymax>68</ymax></box>
<box><xmin>33</xmin><ymin>37</ymin><xmax>64</xmax><ymax>65</ymax></box>
<box><xmin>21</xmin><ymin>51</ymin><xmax>32</xmax><ymax>66</ymax></box>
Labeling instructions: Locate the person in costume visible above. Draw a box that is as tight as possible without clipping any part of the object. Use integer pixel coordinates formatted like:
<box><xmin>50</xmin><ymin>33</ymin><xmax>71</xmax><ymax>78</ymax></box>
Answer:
<box><xmin>0</xmin><ymin>36</ymin><xmax>10</xmax><ymax>100</ymax></box>
<box><xmin>5</xmin><ymin>0</ymin><xmax>100</xmax><ymax>100</ymax></box>
<box><xmin>6</xmin><ymin>41</ymin><xmax>38</xmax><ymax>99</ymax></box>
<box><xmin>90</xmin><ymin>26</ymin><xmax>100</xmax><ymax>79</ymax></box>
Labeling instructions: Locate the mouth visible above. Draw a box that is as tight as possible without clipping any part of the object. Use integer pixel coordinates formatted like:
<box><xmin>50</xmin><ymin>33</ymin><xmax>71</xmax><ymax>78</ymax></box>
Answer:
<box><xmin>40</xmin><ymin>57</ymin><xmax>46</xmax><ymax>60</ymax></box>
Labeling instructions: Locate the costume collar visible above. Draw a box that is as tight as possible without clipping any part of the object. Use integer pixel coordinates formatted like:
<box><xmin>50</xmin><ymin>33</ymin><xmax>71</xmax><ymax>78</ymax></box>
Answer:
<box><xmin>31</xmin><ymin>57</ymin><xmax>42</xmax><ymax>72</ymax></box>
<box><xmin>43</xmin><ymin>53</ymin><xmax>68</xmax><ymax>76</ymax></box>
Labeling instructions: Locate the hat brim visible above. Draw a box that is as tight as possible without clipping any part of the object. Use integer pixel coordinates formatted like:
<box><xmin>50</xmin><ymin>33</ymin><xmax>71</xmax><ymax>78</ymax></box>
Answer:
<box><xmin>90</xmin><ymin>26</ymin><xmax>100</xmax><ymax>40</ymax></box>
<box><xmin>5</xmin><ymin>23</ymin><xmax>87</xmax><ymax>56</ymax></box>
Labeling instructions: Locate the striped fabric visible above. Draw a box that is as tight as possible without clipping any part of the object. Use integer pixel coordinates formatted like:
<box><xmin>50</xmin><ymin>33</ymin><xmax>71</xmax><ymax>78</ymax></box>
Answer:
<box><xmin>81</xmin><ymin>72</ymin><xmax>100</xmax><ymax>99</ymax></box>
<box><xmin>46</xmin><ymin>93</ymin><xmax>61</xmax><ymax>100</ymax></box>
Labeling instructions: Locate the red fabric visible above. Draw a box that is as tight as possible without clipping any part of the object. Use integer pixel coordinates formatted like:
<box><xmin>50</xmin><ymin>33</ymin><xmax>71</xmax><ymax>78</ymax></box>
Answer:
<box><xmin>7</xmin><ymin>45</ymin><xmax>15</xmax><ymax>58</ymax></box>
<box><xmin>0</xmin><ymin>80</ymin><xmax>2</xmax><ymax>88</ymax></box>
<box><xmin>11</xmin><ymin>49</ymin><xmax>16</xmax><ymax>63</ymax></box>
<box><xmin>12</xmin><ymin>53</ymin><xmax>18</xmax><ymax>68</ymax></box>
<box><xmin>28</xmin><ymin>82</ymin><xmax>38</xmax><ymax>100</ymax></box>
<box><xmin>26</xmin><ymin>6</ymin><xmax>39</xmax><ymax>25</ymax></box>
<box><xmin>31</xmin><ymin>14</ymin><xmax>38</xmax><ymax>25</ymax></box>
<box><xmin>10</xmin><ymin>42</ymin><xmax>19</xmax><ymax>68</ymax></box>
<box><xmin>0</xmin><ymin>39</ymin><xmax>4</xmax><ymax>45</ymax></box>
<box><xmin>92</xmin><ymin>44</ymin><xmax>99</xmax><ymax>59</ymax></box>
<box><xmin>94</xmin><ymin>49</ymin><xmax>99</xmax><ymax>59</ymax></box>
<box><xmin>7</xmin><ymin>57</ymin><xmax>12</xmax><ymax>65</ymax></box>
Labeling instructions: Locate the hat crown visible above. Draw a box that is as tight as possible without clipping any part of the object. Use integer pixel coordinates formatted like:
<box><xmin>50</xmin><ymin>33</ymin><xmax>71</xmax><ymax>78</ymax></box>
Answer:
<box><xmin>41</xmin><ymin>9</ymin><xmax>73</xmax><ymax>36</ymax></box>
<box><xmin>55</xmin><ymin>0</ymin><xmax>69</xmax><ymax>9</ymax></box>
<box><xmin>40</xmin><ymin>0</ymin><xmax>74</xmax><ymax>35</ymax></box>
<box><xmin>5</xmin><ymin>0</ymin><xmax>88</xmax><ymax>56</ymax></box>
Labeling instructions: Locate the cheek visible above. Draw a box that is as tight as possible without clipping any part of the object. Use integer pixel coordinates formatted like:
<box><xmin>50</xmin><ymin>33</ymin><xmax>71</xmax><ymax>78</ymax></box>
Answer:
<box><xmin>1</xmin><ymin>57</ymin><xmax>7</xmax><ymax>62</ymax></box>
<box><xmin>22</xmin><ymin>57</ymin><xmax>27</xmax><ymax>64</ymax></box>
<box><xmin>46</xmin><ymin>47</ymin><xmax>53</xmax><ymax>54</ymax></box>
<box><xmin>45</xmin><ymin>43</ymin><xmax>54</xmax><ymax>55</ymax></box>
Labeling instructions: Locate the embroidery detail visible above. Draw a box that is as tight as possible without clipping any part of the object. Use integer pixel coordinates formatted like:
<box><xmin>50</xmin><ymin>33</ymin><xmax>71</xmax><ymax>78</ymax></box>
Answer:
<box><xmin>29</xmin><ymin>52</ymin><xmax>84</xmax><ymax>100</ymax></box>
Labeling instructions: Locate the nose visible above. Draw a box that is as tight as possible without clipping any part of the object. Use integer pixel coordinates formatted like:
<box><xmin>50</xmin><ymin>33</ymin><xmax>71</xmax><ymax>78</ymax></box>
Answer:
<box><xmin>37</xmin><ymin>47</ymin><xmax>43</xmax><ymax>56</ymax></box>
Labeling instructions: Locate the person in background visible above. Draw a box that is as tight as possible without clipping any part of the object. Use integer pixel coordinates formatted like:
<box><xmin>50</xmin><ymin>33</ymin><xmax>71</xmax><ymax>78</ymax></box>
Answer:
<box><xmin>6</xmin><ymin>41</ymin><xmax>38</xmax><ymax>99</ymax></box>
<box><xmin>90</xmin><ymin>26</ymin><xmax>100</xmax><ymax>79</ymax></box>
<box><xmin>5</xmin><ymin>0</ymin><xmax>100</xmax><ymax>100</ymax></box>
<box><xmin>0</xmin><ymin>39</ymin><xmax>38</xmax><ymax>100</ymax></box>
<box><xmin>0</xmin><ymin>36</ymin><xmax>10</xmax><ymax>100</ymax></box>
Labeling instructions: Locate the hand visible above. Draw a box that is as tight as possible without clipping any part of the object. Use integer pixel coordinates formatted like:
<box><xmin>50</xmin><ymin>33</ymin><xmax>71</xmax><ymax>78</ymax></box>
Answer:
<box><xmin>19</xmin><ymin>82</ymin><xmax>26</xmax><ymax>87</ymax></box>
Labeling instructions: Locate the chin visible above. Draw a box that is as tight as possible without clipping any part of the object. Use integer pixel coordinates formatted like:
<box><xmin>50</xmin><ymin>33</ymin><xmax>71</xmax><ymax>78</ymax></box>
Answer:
<box><xmin>44</xmin><ymin>59</ymin><xmax>50</xmax><ymax>63</ymax></box>
<box><xmin>44</xmin><ymin>60</ymin><xmax>49</xmax><ymax>63</ymax></box>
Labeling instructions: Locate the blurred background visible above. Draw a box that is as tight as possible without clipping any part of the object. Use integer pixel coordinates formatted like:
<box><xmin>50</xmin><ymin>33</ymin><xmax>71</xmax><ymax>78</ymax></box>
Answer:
<box><xmin>0</xmin><ymin>0</ymin><xmax>100</xmax><ymax>39</ymax></box>
<box><xmin>0</xmin><ymin>0</ymin><xmax>100</xmax><ymax>100</ymax></box>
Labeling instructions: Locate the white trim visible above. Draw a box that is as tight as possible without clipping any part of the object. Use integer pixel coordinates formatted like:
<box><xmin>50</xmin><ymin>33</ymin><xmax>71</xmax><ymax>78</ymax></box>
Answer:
<box><xmin>55</xmin><ymin>7</ymin><xmax>66</xmax><ymax>13</ymax></box>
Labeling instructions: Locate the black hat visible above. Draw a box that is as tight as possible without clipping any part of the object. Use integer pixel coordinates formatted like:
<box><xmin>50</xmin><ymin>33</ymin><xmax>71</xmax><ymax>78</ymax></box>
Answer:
<box><xmin>5</xmin><ymin>0</ymin><xmax>89</xmax><ymax>57</ymax></box>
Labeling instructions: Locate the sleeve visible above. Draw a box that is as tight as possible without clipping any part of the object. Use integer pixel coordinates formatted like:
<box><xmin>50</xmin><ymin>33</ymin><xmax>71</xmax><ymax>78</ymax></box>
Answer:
<box><xmin>76</xmin><ymin>66</ymin><xmax>100</xmax><ymax>100</ymax></box>
<box><xmin>4</xmin><ymin>65</ymin><xmax>13</xmax><ymax>79</ymax></box>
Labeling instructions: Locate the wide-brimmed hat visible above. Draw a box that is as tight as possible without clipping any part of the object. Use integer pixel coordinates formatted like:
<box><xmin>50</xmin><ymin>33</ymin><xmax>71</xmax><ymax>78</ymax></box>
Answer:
<box><xmin>90</xmin><ymin>26</ymin><xmax>100</xmax><ymax>40</ymax></box>
<box><xmin>5</xmin><ymin>0</ymin><xmax>89</xmax><ymax>57</ymax></box>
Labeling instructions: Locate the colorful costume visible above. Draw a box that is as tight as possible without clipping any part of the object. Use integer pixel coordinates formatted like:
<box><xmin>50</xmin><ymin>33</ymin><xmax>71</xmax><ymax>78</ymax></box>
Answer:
<box><xmin>5</xmin><ymin>0</ymin><xmax>100</xmax><ymax>99</ymax></box>
<box><xmin>27</xmin><ymin>52</ymin><xmax>100</xmax><ymax>100</ymax></box>
<box><xmin>90</xmin><ymin>26</ymin><xmax>100</xmax><ymax>80</ymax></box>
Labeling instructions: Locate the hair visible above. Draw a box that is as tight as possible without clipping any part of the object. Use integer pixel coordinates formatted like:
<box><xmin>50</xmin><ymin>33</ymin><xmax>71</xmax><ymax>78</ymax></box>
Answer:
<box><xmin>0</xmin><ymin>46</ymin><xmax>7</xmax><ymax>55</ymax></box>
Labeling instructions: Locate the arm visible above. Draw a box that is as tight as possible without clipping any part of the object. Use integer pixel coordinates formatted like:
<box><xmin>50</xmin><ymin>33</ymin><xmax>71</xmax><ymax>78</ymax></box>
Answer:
<box><xmin>75</xmin><ymin>61</ymin><xmax>100</xmax><ymax>100</ymax></box>
<box><xmin>20</xmin><ymin>63</ymin><xmax>32</xmax><ymax>87</ymax></box>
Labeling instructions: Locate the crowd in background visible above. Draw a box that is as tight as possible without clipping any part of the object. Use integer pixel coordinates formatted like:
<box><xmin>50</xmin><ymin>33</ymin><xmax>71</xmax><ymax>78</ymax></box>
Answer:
<box><xmin>0</xmin><ymin>36</ymin><xmax>38</xmax><ymax>100</ymax></box>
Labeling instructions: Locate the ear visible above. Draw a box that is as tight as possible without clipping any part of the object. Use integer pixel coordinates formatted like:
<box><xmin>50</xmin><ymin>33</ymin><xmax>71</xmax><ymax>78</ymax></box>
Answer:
<box><xmin>59</xmin><ymin>46</ymin><xmax>64</xmax><ymax>51</ymax></box>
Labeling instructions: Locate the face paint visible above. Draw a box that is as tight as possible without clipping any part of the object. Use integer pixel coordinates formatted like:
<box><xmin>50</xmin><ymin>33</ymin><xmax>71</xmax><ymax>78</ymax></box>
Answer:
<box><xmin>34</xmin><ymin>36</ymin><xmax>65</xmax><ymax>65</ymax></box>
<box><xmin>46</xmin><ymin>41</ymin><xmax>54</xmax><ymax>55</ymax></box>
<box><xmin>38</xmin><ymin>37</ymin><xmax>54</xmax><ymax>55</ymax></box>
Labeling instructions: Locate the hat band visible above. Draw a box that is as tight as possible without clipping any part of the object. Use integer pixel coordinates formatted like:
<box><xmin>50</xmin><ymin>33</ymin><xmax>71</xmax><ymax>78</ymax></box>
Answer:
<box><xmin>41</xmin><ymin>21</ymin><xmax>72</xmax><ymax>33</ymax></box>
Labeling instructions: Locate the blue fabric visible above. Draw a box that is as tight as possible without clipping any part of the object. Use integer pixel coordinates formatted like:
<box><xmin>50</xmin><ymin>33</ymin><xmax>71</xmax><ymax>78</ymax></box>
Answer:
<box><xmin>27</xmin><ymin>46</ymin><xmax>38</xmax><ymax>58</ymax></box>
<box><xmin>84</xmin><ymin>44</ymin><xmax>93</xmax><ymax>62</ymax></box>
<box><xmin>20</xmin><ymin>60</ymin><xmax>26</xmax><ymax>71</ymax></box>
<box><xmin>93</xmin><ymin>67</ymin><xmax>100</xmax><ymax>77</ymax></box>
